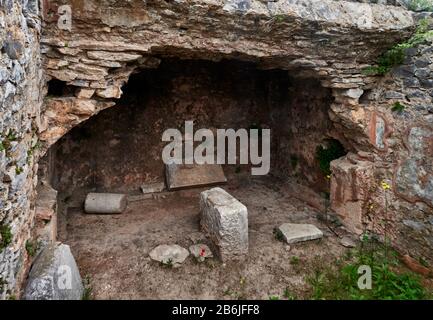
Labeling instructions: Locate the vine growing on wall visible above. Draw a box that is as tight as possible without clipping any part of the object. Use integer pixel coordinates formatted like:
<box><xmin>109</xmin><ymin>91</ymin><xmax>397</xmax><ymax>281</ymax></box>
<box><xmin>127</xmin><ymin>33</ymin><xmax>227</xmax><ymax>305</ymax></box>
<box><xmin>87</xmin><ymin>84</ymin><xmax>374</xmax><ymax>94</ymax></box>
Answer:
<box><xmin>363</xmin><ymin>18</ymin><xmax>433</xmax><ymax>76</ymax></box>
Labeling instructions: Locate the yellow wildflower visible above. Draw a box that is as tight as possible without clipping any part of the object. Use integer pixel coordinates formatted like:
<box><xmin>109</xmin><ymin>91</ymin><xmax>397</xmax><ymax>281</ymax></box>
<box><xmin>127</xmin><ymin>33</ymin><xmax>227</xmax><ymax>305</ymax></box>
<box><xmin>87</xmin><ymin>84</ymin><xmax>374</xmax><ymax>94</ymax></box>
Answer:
<box><xmin>381</xmin><ymin>181</ymin><xmax>391</xmax><ymax>190</ymax></box>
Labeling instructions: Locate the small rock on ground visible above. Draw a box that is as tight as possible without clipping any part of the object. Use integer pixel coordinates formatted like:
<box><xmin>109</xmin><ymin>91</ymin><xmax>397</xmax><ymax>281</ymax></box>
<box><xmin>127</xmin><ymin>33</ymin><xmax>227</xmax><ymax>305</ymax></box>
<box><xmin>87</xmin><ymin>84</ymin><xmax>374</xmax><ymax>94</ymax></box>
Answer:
<box><xmin>339</xmin><ymin>236</ymin><xmax>356</xmax><ymax>248</ymax></box>
<box><xmin>149</xmin><ymin>244</ymin><xmax>189</xmax><ymax>267</ymax></box>
<box><xmin>278</xmin><ymin>223</ymin><xmax>323</xmax><ymax>244</ymax></box>
<box><xmin>189</xmin><ymin>244</ymin><xmax>213</xmax><ymax>262</ymax></box>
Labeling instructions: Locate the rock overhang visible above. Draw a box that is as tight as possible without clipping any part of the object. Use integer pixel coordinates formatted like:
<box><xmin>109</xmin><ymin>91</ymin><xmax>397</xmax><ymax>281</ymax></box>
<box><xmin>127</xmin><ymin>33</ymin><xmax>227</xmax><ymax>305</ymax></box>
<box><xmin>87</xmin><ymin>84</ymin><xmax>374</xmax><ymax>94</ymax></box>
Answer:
<box><xmin>42</xmin><ymin>0</ymin><xmax>415</xmax><ymax>64</ymax></box>
<box><xmin>39</xmin><ymin>0</ymin><xmax>417</xmax><ymax>147</ymax></box>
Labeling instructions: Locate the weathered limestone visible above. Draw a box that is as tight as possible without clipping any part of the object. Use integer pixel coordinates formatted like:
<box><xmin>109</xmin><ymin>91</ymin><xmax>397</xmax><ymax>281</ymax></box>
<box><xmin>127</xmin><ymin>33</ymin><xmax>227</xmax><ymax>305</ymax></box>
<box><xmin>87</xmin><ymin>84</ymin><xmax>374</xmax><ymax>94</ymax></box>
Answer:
<box><xmin>166</xmin><ymin>163</ymin><xmax>227</xmax><ymax>190</ymax></box>
<box><xmin>0</xmin><ymin>0</ymin><xmax>43</xmax><ymax>299</ymax></box>
<box><xmin>149</xmin><ymin>245</ymin><xmax>190</xmax><ymax>267</ymax></box>
<box><xmin>200</xmin><ymin>188</ymin><xmax>248</xmax><ymax>261</ymax></box>
<box><xmin>35</xmin><ymin>184</ymin><xmax>58</xmax><ymax>246</ymax></box>
<box><xmin>24</xmin><ymin>243</ymin><xmax>84</xmax><ymax>300</ymax></box>
<box><xmin>330</xmin><ymin>155</ymin><xmax>375</xmax><ymax>235</ymax></box>
<box><xmin>39</xmin><ymin>98</ymin><xmax>115</xmax><ymax>148</ymax></box>
<box><xmin>140</xmin><ymin>182</ymin><xmax>165</xmax><ymax>194</ymax></box>
<box><xmin>277</xmin><ymin>223</ymin><xmax>323</xmax><ymax>244</ymax></box>
<box><xmin>84</xmin><ymin>193</ymin><xmax>128</xmax><ymax>214</ymax></box>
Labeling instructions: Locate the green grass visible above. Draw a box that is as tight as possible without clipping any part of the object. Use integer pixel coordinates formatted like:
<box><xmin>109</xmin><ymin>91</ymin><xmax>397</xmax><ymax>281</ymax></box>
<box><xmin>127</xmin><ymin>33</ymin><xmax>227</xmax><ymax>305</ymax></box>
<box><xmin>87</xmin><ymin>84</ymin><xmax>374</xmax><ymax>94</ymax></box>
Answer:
<box><xmin>161</xmin><ymin>258</ymin><xmax>174</xmax><ymax>269</ymax></box>
<box><xmin>283</xmin><ymin>288</ymin><xmax>297</xmax><ymax>300</ymax></box>
<box><xmin>307</xmin><ymin>239</ymin><xmax>431</xmax><ymax>300</ymax></box>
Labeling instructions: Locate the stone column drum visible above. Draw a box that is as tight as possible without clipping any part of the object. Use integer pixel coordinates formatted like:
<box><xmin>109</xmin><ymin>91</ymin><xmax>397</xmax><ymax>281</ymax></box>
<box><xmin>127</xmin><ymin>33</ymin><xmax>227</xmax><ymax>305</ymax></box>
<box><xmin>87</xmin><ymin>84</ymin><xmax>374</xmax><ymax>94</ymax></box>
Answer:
<box><xmin>200</xmin><ymin>187</ymin><xmax>248</xmax><ymax>262</ymax></box>
<box><xmin>84</xmin><ymin>193</ymin><xmax>128</xmax><ymax>214</ymax></box>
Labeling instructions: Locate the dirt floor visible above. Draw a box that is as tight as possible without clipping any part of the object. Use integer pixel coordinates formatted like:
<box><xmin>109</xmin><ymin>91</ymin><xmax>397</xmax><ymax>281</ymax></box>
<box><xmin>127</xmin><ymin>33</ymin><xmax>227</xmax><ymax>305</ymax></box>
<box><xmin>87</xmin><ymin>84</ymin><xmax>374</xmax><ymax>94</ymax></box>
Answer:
<box><xmin>58</xmin><ymin>174</ymin><xmax>349</xmax><ymax>300</ymax></box>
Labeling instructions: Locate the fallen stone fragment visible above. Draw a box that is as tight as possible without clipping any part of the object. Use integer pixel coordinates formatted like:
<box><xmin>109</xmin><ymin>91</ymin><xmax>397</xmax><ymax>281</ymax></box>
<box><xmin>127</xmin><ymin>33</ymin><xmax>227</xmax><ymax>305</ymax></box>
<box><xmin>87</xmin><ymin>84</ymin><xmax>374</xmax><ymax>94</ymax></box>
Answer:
<box><xmin>339</xmin><ymin>236</ymin><xmax>356</xmax><ymax>248</ymax></box>
<box><xmin>140</xmin><ymin>182</ymin><xmax>165</xmax><ymax>194</ymax></box>
<box><xmin>24</xmin><ymin>242</ymin><xmax>84</xmax><ymax>300</ymax></box>
<box><xmin>84</xmin><ymin>193</ymin><xmax>127</xmax><ymax>214</ymax></box>
<box><xmin>149</xmin><ymin>244</ymin><xmax>189</xmax><ymax>267</ymax></box>
<box><xmin>277</xmin><ymin>223</ymin><xmax>323</xmax><ymax>244</ymax></box>
<box><xmin>166</xmin><ymin>162</ymin><xmax>227</xmax><ymax>190</ymax></box>
<box><xmin>200</xmin><ymin>187</ymin><xmax>248</xmax><ymax>261</ymax></box>
<box><xmin>189</xmin><ymin>244</ymin><xmax>213</xmax><ymax>262</ymax></box>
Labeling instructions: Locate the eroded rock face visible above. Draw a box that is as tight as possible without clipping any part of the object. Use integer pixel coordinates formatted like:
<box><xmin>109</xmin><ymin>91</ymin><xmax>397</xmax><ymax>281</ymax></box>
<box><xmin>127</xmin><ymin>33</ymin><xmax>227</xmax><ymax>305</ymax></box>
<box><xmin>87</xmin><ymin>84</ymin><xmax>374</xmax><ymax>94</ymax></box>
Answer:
<box><xmin>331</xmin><ymin>30</ymin><xmax>433</xmax><ymax>263</ymax></box>
<box><xmin>0</xmin><ymin>0</ymin><xmax>43</xmax><ymax>299</ymax></box>
<box><xmin>396</xmin><ymin>126</ymin><xmax>433</xmax><ymax>207</ymax></box>
<box><xmin>39</xmin><ymin>0</ymin><xmax>414</xmax><ymax>148</ymax></box>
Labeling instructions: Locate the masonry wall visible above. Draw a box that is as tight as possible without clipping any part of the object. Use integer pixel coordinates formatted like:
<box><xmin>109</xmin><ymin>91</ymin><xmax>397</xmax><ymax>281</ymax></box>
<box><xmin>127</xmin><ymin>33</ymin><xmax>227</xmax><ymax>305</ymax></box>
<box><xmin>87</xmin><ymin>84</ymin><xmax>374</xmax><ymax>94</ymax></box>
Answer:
<box><xmin>330</xmin><ymin>13</ymin><xmax>433</xmax><ymax>263</ymax></box>
<box><xmin>363</xmin><ymin>21</ymin><xmax>433</xmax><ymax>262</ymax></box>
<box><xmin>0</xmin><ymin>0</ymin><xmax>43</xmax><ymax>299</ymax></box>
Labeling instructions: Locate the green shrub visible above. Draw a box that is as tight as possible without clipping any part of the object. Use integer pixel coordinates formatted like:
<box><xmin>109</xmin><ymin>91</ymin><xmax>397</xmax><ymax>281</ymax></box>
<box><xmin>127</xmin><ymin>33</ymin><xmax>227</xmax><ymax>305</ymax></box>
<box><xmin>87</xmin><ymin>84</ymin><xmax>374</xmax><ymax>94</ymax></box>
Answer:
<box><xmin>307</xmin><ymin>239</ymin><xmax>431</xmax><ymax>300</ymax></box>
<box><xmin>0</xmin><ymin>224</ymin><xmax>12</xmax><ymax>250</ymax></box>
<box><xmin>407</xmin><ymin>0</ymin><xmax>433</xmax><ymax>12</ymax></box>
<box><xmin>364</xmin><ymin>18</ymin><xmax>433</xmax><ymax>76</ymax></box>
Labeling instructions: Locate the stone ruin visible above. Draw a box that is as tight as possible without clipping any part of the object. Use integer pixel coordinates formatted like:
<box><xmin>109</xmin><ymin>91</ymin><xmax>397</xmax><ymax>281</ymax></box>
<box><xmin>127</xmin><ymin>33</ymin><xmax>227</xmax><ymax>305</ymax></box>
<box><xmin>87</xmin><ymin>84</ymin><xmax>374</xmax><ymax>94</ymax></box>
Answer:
<box><xmin>1</xmin><ymin>0</ymin><xmax>433</xmax><ymax>299</ymax></box>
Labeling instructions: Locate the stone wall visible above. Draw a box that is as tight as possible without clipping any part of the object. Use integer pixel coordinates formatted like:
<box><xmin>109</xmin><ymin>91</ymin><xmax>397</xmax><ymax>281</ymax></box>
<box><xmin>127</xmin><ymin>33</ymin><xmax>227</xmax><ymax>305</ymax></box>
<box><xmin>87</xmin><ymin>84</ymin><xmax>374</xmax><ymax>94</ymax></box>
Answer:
<box><xmin>345</xmin><ymin>14</ymin><xmax>433</xmax><ymax>261</ymax></box>
<box><xmin>0</xmin><ymin>0</ymin><xmax>44</xmax><ymax>299</ymax></box>
<box><xmin>46</xmin><ymin>60</ymin><xmax>334</xmax><ymax>195</ymax></box>
<box><xmin>37</xmin><ymin>0</ymin><xmax>433</xmax><ymax>266</ymax></box>
<box><xmin>0</xmin><ymin>0</ymin><xmax>432</xmax><ymax>300</ymax></box>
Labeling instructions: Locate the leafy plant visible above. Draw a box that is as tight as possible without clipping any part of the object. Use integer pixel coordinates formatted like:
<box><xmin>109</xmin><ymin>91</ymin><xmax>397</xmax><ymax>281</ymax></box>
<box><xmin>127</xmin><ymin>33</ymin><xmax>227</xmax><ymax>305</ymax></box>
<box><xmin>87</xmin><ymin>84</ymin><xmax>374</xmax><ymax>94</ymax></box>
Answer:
<box><xmin>269</xmin><ymin>295</ymin><xmax>280</xmax><ymax>300</ymax></box>
<box><xmin>363</xmin><ymin>18</ymin><xmax>433</xmax><ymax>76</ymax></box>
<box><xmin>0</xmin><ymin>224</ymin><xmax>12</xmax><ymax>251</ymax></box>
<box><xmin>307</xmin><ymin>239</ymin><xmax>431</xmax><ymax>300</ymax></box>
<box><xmin>82</xmin><ymin>276</ymin><xmax>93</xmax><ymax>300</ymax></box>
<box><xmin>273</xmin><ymin>227</ymin><xmax>285</xmax><ymax>242</ymax></box>
<box><xmin>25</xmin><ymin>240</ymin><xmax>38</xmax><ymax>257</ymax></box>
<box><xmin>407</xmin><ymin>0</ymin><xmax>433</xmax><ymax>12</ymax></box>
<box><xmin>391</xmin><ymin>102</ymin><xmax>406</xmax><ymax>113</ymax></box>
<box><xmin>161</xmin><ymin>258</ymin><xmax>174</xmax><ymax>269</ymax></box>
<box><xmin>283</xmin><ymin>288</ymin><xmax>297</xmax><ymax>300</ymax></box>
<box><xmin>316</xmin><ymin>139</ymin><xmax>346</xmax><ymax>176</ymax></box>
